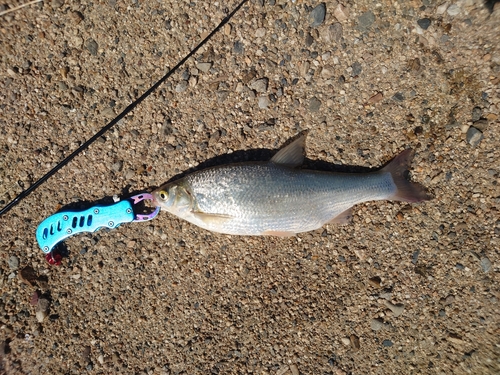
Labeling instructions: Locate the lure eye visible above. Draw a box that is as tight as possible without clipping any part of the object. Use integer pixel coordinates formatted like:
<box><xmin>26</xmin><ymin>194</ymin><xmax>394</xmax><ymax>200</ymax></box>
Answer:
<box><xmin>159</xmin><ymin>191</ymin><xmax>168</xmax><ymax>200</ymax></box>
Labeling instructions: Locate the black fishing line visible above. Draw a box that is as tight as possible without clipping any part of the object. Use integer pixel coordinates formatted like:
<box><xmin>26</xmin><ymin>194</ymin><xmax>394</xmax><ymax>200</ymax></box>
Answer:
<box><xmin>0</xmin><ymin>0</ymin><xmax>250</xmax><ymax>217</ymax></box>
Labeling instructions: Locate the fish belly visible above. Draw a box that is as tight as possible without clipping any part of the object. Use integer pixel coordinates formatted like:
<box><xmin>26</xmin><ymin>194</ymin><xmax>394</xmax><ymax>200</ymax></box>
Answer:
<box><xmin>184</xmin><ymin>163</ymin><xmax>396</xmax><ymax>235</ymax></box>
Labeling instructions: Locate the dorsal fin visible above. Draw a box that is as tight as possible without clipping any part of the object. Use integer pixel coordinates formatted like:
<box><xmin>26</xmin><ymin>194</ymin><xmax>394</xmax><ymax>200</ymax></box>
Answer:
<box><xmin>270</xmin><ymin>133</ymin><xmax>307</xmax><ymax>167</ymax></box>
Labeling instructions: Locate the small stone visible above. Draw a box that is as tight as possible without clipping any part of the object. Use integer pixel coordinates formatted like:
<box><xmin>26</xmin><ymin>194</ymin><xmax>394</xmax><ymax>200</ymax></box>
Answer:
<box><xmin>473</xmin><ymin>119</ymin><xmax>488</xmax><ymax>132</ymax></box>
<box><xmin>50</xmin><ymin>0</ymin><xmax>64</xmax><ymax>9</ymax></box>
<box><xmin>382</xmin><ymin>339</ymin><xmax>393</xmax><ymax>347</ymax></box>
<box><xmin>333</xmin><ymin>4</ymin><xmax>349</xmax><ymax>22</ymax></box>
<box><xmin>255</xmin><ymin>28</ymin><xmax>266</xmax><ymax>38</ymax></box>
<box><xmin>309</xmin><ymin>97</ymin><xmax>322</xmax><ymax>112</ymax></box>
<box><xmin>351</xmin><ymin>61</ymin><xmax>362</xmax><ymax>77</ymax></box>
<box><xmin>471</xmin><ymin>106</ymin><xmax>482</xmax><ymax>122</ymax></box>
<box><xmin>385</xmin><ymin>301</ymin><xmax>405</xmax><ymax>317</ymax></box>
<box><xmin>392</xmin><ymin>92</ymin><xmax>405</xmax><ymax>102</ymax></box>
<box><xmin>349</xmin><ymin>334</ymin><xmax>360</xmax><ymax>350</ymax></box>
<box><xmin>196</xmin><ymin>62</ymin><xmax>212</xmax><ymax>73</ymax></box>
<box><xmin>58</xmin><ymin>81</ymin><xmax>68</xmax><ymax>90</ymax></box>
<box><xmin>101</xmin><ymin>107</ymin><xmax>115</xmax><ymax>118</ymax></box>
<box><xmin>466</xmin><ymin>127</ymin><xmax>483</xmax><ymax>147</ymax></box>
<box><xmin>216</xmin><ymin>90</ymin><xmax>229</xmax><ymax>103</ymax></box>
<box><xmin>36</xmin><ymin>298</ymin><xmax>50</xmax><ymax>323</ymax></box>
<box><xmin>357</xmin><ymin>11</ymin><xmax>375</xmax><ymax>32</ymax></box>
<box><xmin>175</xmin><ymin>81</ymin><xmax>188</xmax><ymax>93</ymax></box>
<box><xmin>111</xmin><ymin>161</ymin><xmax>123</xmax><ymax>172</ymax></box>
<box><xmin>250</xmin><ymin>78</ymin><xmax>269</xmax><ymax>93</ymax></box>
<box><xmin>368</xmin><ymin>276</ymin><xmax>381</xmax><ymax>288</ymax></box>
<box><xmin>340</xmin><ymin>337</ymin><xmax>351</xmax><ymax>346</ymax></box>
<box><xmin>305</xmin><ymin>33</ymin><xmax>314</xmax><ymax>46</ymax></box>
<box><xmin>85</xmin><ymin>38</ymin><xmax>98</xmax><ymax>56</ymax></box>
<box><xmin>258</xmin><ymin>96</ymin><xmax>270</xmax><ymax>109</ymax></box>
<box><xmin>289</xmin><ymin>364</ymin><xmax>299</xmax><ymax>375</ymax></box>
<box><xmin>447</xmin><ymin>4</ymin><xmax>460</xmax><ymax>16</ymax></box>
<box><xmin>417</xmin><ymin>18</ymin><xmax>431</xmax><ymax>30</ymax></box>
<box><xmin>480</xmin><ymin>257</ymin><xmax>492</xmax><ymax>273</ymax></box>
<box><xmin>371</xmin><ymin>318</ymin><xmax>385</xmax><ymax>331</ymax></box>
<box><xmin>8</xmin><ymin>256</ymin><xmax>19</xmax><ymax>270</ymax></box>
<box><xmin>309</xmin><ymin>3</ymin><xmax>326</xmax><ymax>27</ymax></box>
<box><xmin>233</xmin><ymin>41</ymin><xmax>244</xmax><ymax>54</ymax></box>
<box><xmin>189</xmin><ymin>76</ymin><xmax>197</xmax><ymax>87</ymax></box>
<box><xmin>19</xmin><ymin>266</ymin><xmax>38</xmax><ymax>286</ymax></box>
<box><xmin>323</xmin><ymin>23</ymin><xmax>343</xmax><ymax>43</ymax></box>
<box><xmin>437</xmin><ymin>3</ymin><xmax>448</xmax><ymax>15</ymax></box>
<box><xmin>70</xmin><ymin>11</ymin><xmax>84</xmax><ymax>24</ymax></box>
<box><xmin>367</xmin><ymin>92</ymin><xmax>383</xmax><ymax>104</ymax></box>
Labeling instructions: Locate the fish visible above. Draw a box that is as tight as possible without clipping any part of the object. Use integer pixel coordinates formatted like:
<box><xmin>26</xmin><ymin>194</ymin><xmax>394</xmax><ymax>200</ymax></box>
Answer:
<box><xmin>152</xmin><ymin>133</ymin><xmax>431</xmax><ymax>236</ymax></box>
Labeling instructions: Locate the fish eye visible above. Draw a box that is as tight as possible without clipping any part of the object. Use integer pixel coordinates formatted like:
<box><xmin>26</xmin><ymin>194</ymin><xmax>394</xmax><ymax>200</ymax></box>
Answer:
<box><xmin>159</xmin><ymin>190</ymin><xmax>168</xmax><ymax>200</ymax></box>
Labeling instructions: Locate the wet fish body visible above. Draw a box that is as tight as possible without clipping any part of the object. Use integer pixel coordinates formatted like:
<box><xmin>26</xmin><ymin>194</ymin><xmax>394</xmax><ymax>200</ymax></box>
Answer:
<box><xmin>152</xmin><ymin>134</ymin><xmax>430</xmax><ymax>236</ymax></box>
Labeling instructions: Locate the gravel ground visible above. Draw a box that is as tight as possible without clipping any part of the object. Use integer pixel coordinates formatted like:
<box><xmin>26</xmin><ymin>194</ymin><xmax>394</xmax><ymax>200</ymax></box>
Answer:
<box><xmin>1</xmin><ymin>0</ymin><xmax>499</xmax><ymax>374</ymax></box>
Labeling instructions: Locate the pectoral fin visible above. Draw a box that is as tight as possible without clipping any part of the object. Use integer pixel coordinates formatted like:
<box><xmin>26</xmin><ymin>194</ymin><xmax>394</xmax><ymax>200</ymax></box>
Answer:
<box><xmin>328</xmin><ymin>208</ymin><xmax>354</xmax><ymax>225</ymax></box>
<box><xmin>191</xmin><ymin>211</ymin><xmax>233</xmax><ymax>225</ymax></box>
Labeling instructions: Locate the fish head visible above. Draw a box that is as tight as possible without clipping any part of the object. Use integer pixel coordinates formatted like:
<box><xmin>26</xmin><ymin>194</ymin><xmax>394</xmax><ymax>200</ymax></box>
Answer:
<box><xmin>152</xmin><ymin>182</ymin><xmax>193</xmax><ymax>217</ymax></box>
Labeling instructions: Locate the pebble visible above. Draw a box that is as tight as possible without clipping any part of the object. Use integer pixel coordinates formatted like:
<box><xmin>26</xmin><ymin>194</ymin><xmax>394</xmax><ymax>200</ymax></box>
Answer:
<box><xmin>111</xmin><ymin>161</ymin><xmax>123</xmax><ymax>172</ymax></box>
<box><xmin>417</xmin><ymin>18</ymin><xmax>431</xmax><ymax>30</ymax></box>
<box><xmin>85</xmin><ymin>38</ymin><xmax>98</xmax><ymax>56</ymax></box>
<box><xmin>309</xmin><ymin>97</ymin><xmax>322</xmax><ymax>112</ymax></box>
<box><xmin>370</xmin><ymin>318</ymin><xmax>386</xmax><ymax>331</ymax></box>
<box><xmin>333</xmin><ymin>4</ymin><xmax>349</xmax><ymax>22</ymax></box>
<box><xmin>255</xmin><ymin>28</ymin><xmax>266</xmax><ymax>38</ymax></box>
<box><xmin>436</xmin><ymin>3</ymin><xmax>448</xmax><ymax>15</ymax></box>
<box><xmin>392</xmin><ymin>92</ymin><xmax>405</xmax><ymax>102</ymax></box>
<box><xmin>471</xmin><ymin>106</ymin><xmax>482</xmax><ymax>122</ymax></box>
<box><xmin>447</xmin><ymin>4</ymin><xmax>460</xmax><ymax>16</ymax></box>
<box><xmin>480</xmin><ymin>256</ymin><xmax>492</xmax><ymax>273</ymax></box>
<box><xmin>350</xmin><ymin>334</ymin><xmax>360</xmax><ymax>350</ymax></box>
<box><xmin>19</xmin><ymin>266</ymin><xmax>39</xmax><ymax>287</ymax></box>
<box><xmin>70</xmin><ymin>11</ymin><xmax>84</xmax><ymax>24</ymax></box>
<box><xmin>289</xmin><ymin>364</ymin><xmax>299</xmax><ymax>375</ymax></box>
<box><xmin>357</xmin><ymin>11</ymin><xmax>375</xmax><ymax>32</ymax></box>
<box><xmin>36</xmin><ymin>298</ymin><xmax>50</xmax><ymax>323</ymax></box>
<box><xmin>340</xmin><ymin>337</ymin><xmax>351</xmax><ymax>346</ymax></box>
<box><xmin>7</xmin><ymin>255</ymin><xmax>19</xmax><ymax>270</ymax></box>
<box><xmin>309</xmin><ymin>3</ymin><xmax>326</xmax><ymax>27</ymax></box>
<box><xmin>368</xmin><ymin>276</ymin><xmax>381</xmax><ymax>288</ymax></box>
<box><xmin>466</xmin><ymin>126</ymin><xmax>483</xmax><ymax>147</ymax></box>
<box><xmin>249</xmin><ymin>78</ymin><xmax>269</xmax><ymax>93</ymax></box>
<box><xmin>233</xmin><ymin>41</ymin><xmax>244</xmax><ymax>54</ymax></box>
<box><xmin>382</xmin><ymin>339</ymin><xmax>393</xmax><ymax>347</ymax></box>
<box><xmin>175</xmin><ymin>81</ymin><xmax>188</xmax><ymax>93</ymax></box>
<box><xmin>367</xmin><ymin>92</ymin><xmax>383</xmax><ymax>104</ymax></box>
<box><xmin>324</xmin><ymin>23</ymin><xmax>343</xmax><ymax>44</ymax></box>
<box><xmin>385</xmin><ymin>301</ymin><xmax>405</xmax><ymax>317</ymax></box>
<box><xmin>473</xmin><ymin>119</ymin><xmax>488</xmax><ymax>131</ymax></box>
<box><xmin>196</xmin><ymin>62</ymin><xmax>212</xmax><ymax>73</ymax></box>
<box><xmin>351</xmin><ymin>61</ymin><xmax>362</xmax><ymax>77</ymax></box>
<box><xmin>258</xmin><ymin>96</ymin><xmax>270</xmax><ymax>109</ymax></box>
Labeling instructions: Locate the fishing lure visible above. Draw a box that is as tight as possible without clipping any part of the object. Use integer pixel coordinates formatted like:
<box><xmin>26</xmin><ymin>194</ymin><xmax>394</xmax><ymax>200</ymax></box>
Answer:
<box><xmin>36</xmin><ymin>193</ymin><xmax>159</xmax><ymax>265</ymax></box>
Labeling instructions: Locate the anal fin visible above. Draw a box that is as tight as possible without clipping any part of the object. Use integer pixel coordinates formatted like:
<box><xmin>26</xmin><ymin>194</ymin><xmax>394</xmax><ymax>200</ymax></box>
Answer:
<box><xmin>261</xmin><ymin>230</ymin><xmax>296</xmax><ymax>237</ymax></box>
<box><xmin>327</xmin><ymin>208</ymin><xmax>354</xmax><ymax>225</ymax></box>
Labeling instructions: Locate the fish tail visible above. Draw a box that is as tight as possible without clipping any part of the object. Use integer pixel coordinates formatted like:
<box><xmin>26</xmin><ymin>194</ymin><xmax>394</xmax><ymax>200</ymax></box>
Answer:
<box><xmin>382</xmin><ymin>149</ymin><xmax>432</xmax><ymax>202</ymax></box>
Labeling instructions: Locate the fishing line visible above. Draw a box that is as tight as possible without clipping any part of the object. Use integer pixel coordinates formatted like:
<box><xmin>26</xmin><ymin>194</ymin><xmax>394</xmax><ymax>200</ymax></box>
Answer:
<box><xmin>0</xmin><ymin>0</ymin><xmax>250</xmax><ymax>217</ymax></box>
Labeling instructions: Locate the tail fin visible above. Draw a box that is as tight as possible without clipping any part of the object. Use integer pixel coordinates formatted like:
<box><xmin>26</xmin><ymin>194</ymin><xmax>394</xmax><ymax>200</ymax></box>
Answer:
<box><xmin>382</xmin><ymin>149</ymin><xmax>432</xmax><ymax>203</ymax></box>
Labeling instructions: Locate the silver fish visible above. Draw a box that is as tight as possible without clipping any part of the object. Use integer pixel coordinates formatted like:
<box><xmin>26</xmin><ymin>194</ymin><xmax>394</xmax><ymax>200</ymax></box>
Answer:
<box><xmin>152</xmin><ymin>133</ymin><xmax>430</xmax><ymax>236</ymax></box>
